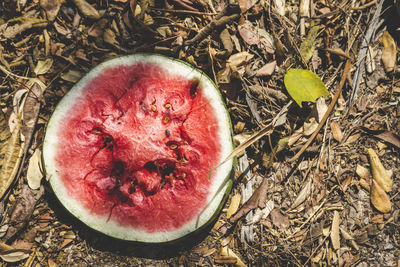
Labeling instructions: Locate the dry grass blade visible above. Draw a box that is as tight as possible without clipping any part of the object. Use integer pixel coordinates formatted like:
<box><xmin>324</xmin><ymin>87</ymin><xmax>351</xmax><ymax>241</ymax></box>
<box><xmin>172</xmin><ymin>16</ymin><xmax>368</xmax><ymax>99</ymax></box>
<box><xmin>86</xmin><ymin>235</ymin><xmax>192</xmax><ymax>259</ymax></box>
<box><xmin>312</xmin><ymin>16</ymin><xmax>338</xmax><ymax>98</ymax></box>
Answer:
<box><xmin>0</xmin><ymin>119</ymin><xmax>23</xmax><ymax>200</ymax></box>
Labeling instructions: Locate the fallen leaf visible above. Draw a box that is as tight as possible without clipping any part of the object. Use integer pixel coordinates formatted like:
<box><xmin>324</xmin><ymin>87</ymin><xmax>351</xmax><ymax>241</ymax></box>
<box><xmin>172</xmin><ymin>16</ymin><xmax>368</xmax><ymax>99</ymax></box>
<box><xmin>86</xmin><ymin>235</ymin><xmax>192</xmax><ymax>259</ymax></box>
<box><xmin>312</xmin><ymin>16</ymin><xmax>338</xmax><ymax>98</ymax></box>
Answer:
<box><xmin>0</xmin><ymin>17</ymin><xmax>48</xmax><ymax>40</ymax></box>
<box><xmin>0</xmin><ymin>119</ymin><xmax>23</xmax><ymax>200</ymax></box>
<box><xmin>22</xmin><ymin>81</ymin><xmax>44</xmax><ymax>154</ymax></box>
<box><xmin>314</xmin><ymin>97</ymin><xmax>328</xmax><ymax>123</ymax></box>
<box><xmin>368</xmin><ymin>148</ymin><xmax>392</xmax><ymax>192</ymax></box>
<box><xmin>238</xmin><ymin>20</ymin><xmax>259</xmax><ymax>45</ymax></box>
<box><xmin>34</xmin><ymin>58</ymin><xmax>53</xmax><ymax>75</ymax></box>
<box><xmin>251</xmin><ymin>200</ymin><xmax>274</xmax><ymax>224</ymax></box>
<box><xmin>88</xmin><ymin>18</ymin><xmax>109</xmax><ymax>37</ymax></box>
<box><xmin>40</xmin><ymin>0</ymin><xmax>63</xmax><ymax>21</ymax></box>
<box><xmin>356</xmin><ymin>164</ymin><xmax>370</xmax><ymax>180</ymax></box>
<box><xmin>370</xmin><ymin>180</ymin><xmax>391</xmax><ymax>213</ymax></box>
<box><xmin>290</xmin><ymin>178</ymin><xmax>312</xmax><ymax>209</ymax></box>
<box><xmin>61</xmin><ymin>70</ymin><xmax>82</xmax><ymax>83</ymax></box>
<box><xmin>344</xmin><ymin>132</ymin><xmax>361</xmax><ymax>145</ymax></box>
<box><xmin>368</xmin><ymin>130</ymin><xmax>400</xmax><ymax>150</ymax></box>
<box><xmin>255</xmin><ymin>61</ymin><xmax>276</xmax><ymax>76</ymax></box>
<box><xmin>216</xmin><ymin>246</ymin><xmax>246</xmax><ymax>267</ymax></box>
<box><xmin>238</xmin><ymin>0</ymin><xmax>258</xmax><ymax>13</ymax></box>
<box><xmin>365</xmin><ymin>45</ymin><xmax>376</xmax><ymax>73</ymax></box>
<box><xmin>227</xmin><ymin>52</ymin><xmax>254</xmax><ymax>68</ymax></box>
<box><xmin>4</xmin><ymin>185</ymin><xmax>44</xmax><ymax>240</ymax></box>
<box><xmin>0</xmin><ymin>249</ymin><xmax>30</xmax><ymax>263</ymax></box>
<box><xmin>103</xmin><ymin>28</ymin><xmax>119</xmax><ymax>46</ymax></box>
<box><xmin>270</xmin><ymin>208</ymin><xmax>290</xmax><ymax>230</ymax></box>
<box><xmin>299</xmin><ymin>23</ymin><xmax>320</xmax><ymax>63</ymax></box>
<box><xmin>303</xmin><ymin>117</ymin><xmax>318</xmax><ymax>136</ymax></box>
<box><xmin>72</xmin><ymin>0</ymin><xmax>101</xmax><ymax>20</ymax></box>
<box><xmin>27</xmin><ymin>149</ymin><xmax>43</xmax><ymax>190</ymax></box>
<box><xmin>284</xmin><ymin>69</ymin><xmax>329</xmax><ymax>108</ymax></box>
<box><xmin>226</xmin><ymin>193</ymin><xmax>241</xmax><ymax>219</ymax></box>
<box><xmin>330</xmin><ymin>121</ymin><xmax>343</xmax><ymax>142</ymax></box>
<box><xmin>273</xmin><ymin>0</ymin><xmax>286</xmax><ymax>16</ymax></box>
<box><xmin>380</xmin><ymin>31</ymin><xmax>397</xmax><ymax>72</ymax></box>
<box><xmin>330</xmin><ymin>211</ymin><xmax>340</xmax><ymax>250</ymax></box>
<box><xmin>230</xmin><ymin>177</ymin><xmax>269</xmax><ymax>223</ymax></box>
<box><xmin>0</xmin><ymin>110</ymin><xmax>11</xmax><ymax>162</ymax></box>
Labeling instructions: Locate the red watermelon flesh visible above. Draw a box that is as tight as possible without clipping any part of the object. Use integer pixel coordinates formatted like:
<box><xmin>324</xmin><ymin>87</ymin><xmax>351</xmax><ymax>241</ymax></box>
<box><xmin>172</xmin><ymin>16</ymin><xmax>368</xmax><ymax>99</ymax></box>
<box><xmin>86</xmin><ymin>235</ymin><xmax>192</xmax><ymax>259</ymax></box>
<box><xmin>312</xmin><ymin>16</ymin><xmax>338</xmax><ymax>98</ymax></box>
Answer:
<box><xmin>56</xmin><ymin>62</ymin><xmax>221</xmax><ymax>233</ymax></box>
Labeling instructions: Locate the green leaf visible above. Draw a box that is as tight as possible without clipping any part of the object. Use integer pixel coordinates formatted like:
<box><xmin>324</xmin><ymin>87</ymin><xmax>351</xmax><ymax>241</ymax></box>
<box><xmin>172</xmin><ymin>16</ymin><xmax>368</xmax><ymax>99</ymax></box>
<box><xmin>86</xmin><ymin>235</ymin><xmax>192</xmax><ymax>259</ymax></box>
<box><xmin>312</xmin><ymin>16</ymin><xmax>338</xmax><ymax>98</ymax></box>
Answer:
<box><xmin>284</xmin><ymin>69</ymin><xmax>328</xmax><ymax>108</ymax></box>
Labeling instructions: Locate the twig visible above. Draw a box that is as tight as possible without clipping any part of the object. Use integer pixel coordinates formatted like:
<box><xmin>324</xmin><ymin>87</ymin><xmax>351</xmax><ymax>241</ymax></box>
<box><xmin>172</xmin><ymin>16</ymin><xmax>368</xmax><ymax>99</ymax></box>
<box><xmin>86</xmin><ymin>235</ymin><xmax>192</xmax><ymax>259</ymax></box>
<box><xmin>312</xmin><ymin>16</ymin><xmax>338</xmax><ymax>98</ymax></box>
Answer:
<box><xmin>351</xmin><ymin>0</ymin><xmax>378</xmax><ymax>10</ymax></box>
<box><xmin>347</xmin><ymin>0</ymin><xmax>384</xmax><ymax>111</ymax></box>
<box><xmin>149</xmin><ymin>7</ymin><xmax>217</xmax><ymax>16</ymax></box>
<box><xmin>0</xmin><ymin>64</ymin><xmax>30</xmax><ymax>80</ymax></box>
<box><xmin>289</xmin><ymin>60</ymin><xmax>352</xmax><ymax>163</ymax></box>
<box><xmin>185</xmin><ymin>13</ymin><xmax>239</xmax><ymax>45</ymax></box>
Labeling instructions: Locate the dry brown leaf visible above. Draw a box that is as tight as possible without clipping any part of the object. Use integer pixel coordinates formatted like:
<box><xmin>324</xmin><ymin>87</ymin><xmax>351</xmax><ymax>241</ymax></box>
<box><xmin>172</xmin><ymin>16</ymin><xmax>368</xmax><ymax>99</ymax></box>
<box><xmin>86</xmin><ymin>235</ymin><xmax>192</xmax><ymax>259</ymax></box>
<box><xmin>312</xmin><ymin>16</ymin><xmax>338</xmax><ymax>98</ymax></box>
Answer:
<box><xmin>34</xmin><ymin>58</ymin><xmax>53</xmax><ymax>75</ymax></box>
<box><xmin>0</xmin><ymin>119</ymin><xmax>23</xmax><ymax>200</ymax></box>
<box><xmin>255</xmin><ymin>61</ymin><xmax>276</xmax><ymax>77</ymax></box>
<box><xmin>270</xmin><ymin>208</ymin><xmax>290</xmax><ymax>230</ymax></box>
<box><xmin>0</xmin><ymin>249</ymin><xmax>30</xmax><ymax>263</ymax></box>
<box><xmin>216</xmin><ymin>246</ymin><xmax>246</xmax><ymax>267</ymax></box>
<box><xmin>373</xmin><ymin>131</ymin><xmax>400</xmax><ymax>150</ymax></box>
<box><xmin>290</xmin><ymin>178</ymin><xmax>312</xmax><ymax>209</ymax></box>
<box><xmin>27</xmin><ymin>148</ymin><xmax>43</xmax><ymax>190</ymax></box>
<box><xmin>4</xmin><ymin>185</ymin><xmax>44</xmax><ymax>240</ymax></box>
<box><xmin>238</xmin><ymin>0</ymin><xmax>258</xmax><ymax>13</ymax></box>
<box><xmin>330</xmin><ymin>211</ymin><xmax>340</xmax><ymax>250</ymax></box>
<box><xmin>356</xmin><ymin>164</ymin><xmax>370</xmax><ymax>180</ymax></box>
<box><xmin>72</xmin><ymin>0</ymin><xmax>101</xmax><ymax>20</ymax></box>
<box><xmin>227</xmin><ymin>52</ymin><xmax>254</xmax><ymax>68</ymax></box>
<box><xmin>368</xmin><ymin>148</ymin><xmax>392</xmax><ymax>192</ymax></box>
<box><xmin>371</xmin><ymin>180</ymin><xmax>391</xmax><ymax>213</ymax></box>
<box><xmin>22</xmin><ymin>81</ymin><xmax>44</xmax><ymax>155</ymax></box>
<box><xmin>40</xmin><ymin>0</ymin><xmax>63</xmax><ymax>21</ymax></box>
<box><xmin>330</xmin><ymin>121</ymin><xmax>343</xmax><ymax>142</ymax></box>
<box><xmin>226</xmin><ymin>193</ymin><xmax>241</xmax><ymax>219</ymax></box>
<box><xmin>344</xmin><ymin>132</ymin><xmax>361</xmax><ymax>145</ymax></box>
<box><xmin>0</xmin><ymin>110</ymin><xmax>11</xmax><ymax>163</ymax></box>
<box><xmin>61</xmin><ymin>70</ymin><xmax>82</xmax><ymax>83</ymax></box>
<box><xmin>103</xmin><ymin>28</ymin><xmax>119</xmax><ymax>46</ymax></box>
<box><xmin>88</xmin><ymin>18</ymin><xmax>109</xmax><ymax>38</ymax></box>
<box><xmin>238</xmin><ymin>20</ymin><xmax>259</xmax><ymax>45</ymax></box>
<box><xmin>48</xmin><ymin>258</ymin><xmax>57</xmax><ymax>267</ymax></box>
<box><xmin>0</xmin><ymin>17</ymin><xmax>48</xmax><ymax>40</ymax></box>
<box><xmin>380</xmin><ymin>31</ymin><xmax>397</xmax><ymax>72</ymax></box>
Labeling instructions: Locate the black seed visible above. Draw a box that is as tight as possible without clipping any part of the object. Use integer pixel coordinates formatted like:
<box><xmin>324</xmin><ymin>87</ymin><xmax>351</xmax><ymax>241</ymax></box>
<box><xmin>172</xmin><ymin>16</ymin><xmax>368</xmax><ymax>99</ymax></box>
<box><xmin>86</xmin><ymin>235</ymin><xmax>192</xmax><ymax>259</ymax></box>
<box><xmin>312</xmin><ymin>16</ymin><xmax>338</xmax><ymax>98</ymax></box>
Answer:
<box><xmin>190</xmin><ymin>79</ymin><xmax>199</xmax><ymax>98</ymax></box>
<box><xmin>165</xmin><ymin>129</ymin><xmax>170</xmax><ymax>136</ymax></box>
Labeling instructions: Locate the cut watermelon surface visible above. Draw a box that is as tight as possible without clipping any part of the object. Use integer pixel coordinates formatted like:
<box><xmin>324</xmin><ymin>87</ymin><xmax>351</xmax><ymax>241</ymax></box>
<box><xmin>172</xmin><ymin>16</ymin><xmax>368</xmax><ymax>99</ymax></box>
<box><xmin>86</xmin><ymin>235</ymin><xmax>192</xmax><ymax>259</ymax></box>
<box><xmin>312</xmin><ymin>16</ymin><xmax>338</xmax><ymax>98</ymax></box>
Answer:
<box><xmin>43</xmin><ymin>54</ymin><xmax>234</xmax><ymax>242</ymax></box>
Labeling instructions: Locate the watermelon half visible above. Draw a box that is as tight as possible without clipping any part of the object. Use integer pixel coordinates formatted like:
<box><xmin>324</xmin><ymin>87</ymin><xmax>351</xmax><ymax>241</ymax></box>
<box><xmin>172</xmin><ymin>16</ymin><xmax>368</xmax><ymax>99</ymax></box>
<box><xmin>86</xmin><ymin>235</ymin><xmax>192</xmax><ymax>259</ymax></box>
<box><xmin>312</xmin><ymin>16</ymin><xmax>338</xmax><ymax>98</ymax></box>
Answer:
<box><xmin>43</xmin><ymin>54</ymin><xmax>235</xmax><ymax>243</ymax></box>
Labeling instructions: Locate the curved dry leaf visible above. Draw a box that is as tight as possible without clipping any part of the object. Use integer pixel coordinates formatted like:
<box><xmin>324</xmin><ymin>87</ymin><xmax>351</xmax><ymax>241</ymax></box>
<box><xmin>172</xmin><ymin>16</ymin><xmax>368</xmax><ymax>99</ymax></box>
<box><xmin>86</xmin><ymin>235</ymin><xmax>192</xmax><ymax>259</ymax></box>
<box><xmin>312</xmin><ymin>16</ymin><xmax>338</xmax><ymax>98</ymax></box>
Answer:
<box><xmin>72</xmin><ymin>0</ymin><xmax>101</xmax><ymax>20</ymax></box>
<box><xmin>356</xmin><ymin>164</ymin><xmax>370</xmax><ymax>180</ymax></box>
<box><xmin>367</xmin><ymin>148</ymin><xmax>392</xmax><ymax>192</ymax></box>
<box><xmin>34</xmin><ymin>58</ymin><xmax>53</xmax><ymax>75</ymax></box>
<box><xmin>0</xmin><ymin>249</ymin><xmax>30</xmax><ymax>263</ymax></box>
<box><xmin>238</xmin><ymin>20</ymin><xmax>259</xmax><ymax>45</ymax></box>
<box><xmin>330</xmin><ymin>121</ymin><xmax>343</xmax><ymax>142</ymax></box>
<box><xmin>255</xmin><ymin>61</ymin><xmax>276</xmax><ymax>77</ymax></box>
<box><xmin>27</xmin><ymin>149</ymin><xmax>43</xmax><ymax>190</ymax></box>
<box><xmin>371</xmin><ymin>180</ymin><xmax>391</xmax><ymax>213</ymax></box>
<box><xmin>227</xmin><ymin>52</ymin><xmax>254</xmax><ymax>68</ymax></box>
<box><xmin>0</xmin><ymin>109</ymin><xmax>10</xmax><ymax>145</ymax></box>
<box><xmin>0</xmin><ymin>120</ymin><xmax>23</xmax><ymax>200</ymax></box>
<box><xmin>216</xmin><ymin>246</ymin><xmax>246</xmax><ymax>267</ymax></box>
<box><xmin>61</xmin><ymin>69</ymin><xmax>82</xmax><ymax>83</ymax></box>
<box><xmin>0</xmin><ymin>17</ymin><xmax>48</xmax><ymax>40</ymax></box>
<box><xmin>238</xmin><ymin>0</ymin><xmax>258</xmax><ymax>13</ymax></box>
<box><xmin>40</xmin><ymin>0</ymin><xmax>63</xmax><ymax>21</ymax></box>
<box><xmin>226</xmin><ymin>193</ymin><xmax>241</xmax><ymax>219</ymax></box>
<box><xmin>380</xmin><ymin>31</ymin><xmax>397</xmax><ymax>72</ymax></box>
<box><xmin>22</xmin><ymin>81</ymin><xmax>44</xmax><ymax>154</ymax></box>
<box><xmin>330</xmin><ymin>211</ymin><xmax>340</xmax><ymax>250</ymax></box>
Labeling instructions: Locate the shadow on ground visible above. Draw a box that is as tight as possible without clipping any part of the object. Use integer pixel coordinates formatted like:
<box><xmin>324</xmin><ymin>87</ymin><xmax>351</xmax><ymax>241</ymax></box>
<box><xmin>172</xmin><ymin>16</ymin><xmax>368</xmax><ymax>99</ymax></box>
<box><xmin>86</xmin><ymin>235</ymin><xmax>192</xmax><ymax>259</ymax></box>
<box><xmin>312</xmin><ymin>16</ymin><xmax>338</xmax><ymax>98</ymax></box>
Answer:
<box><xmin>44</xmin><ymin>188</ymin><xmax>212</xmax><ymax>259</ymax></box>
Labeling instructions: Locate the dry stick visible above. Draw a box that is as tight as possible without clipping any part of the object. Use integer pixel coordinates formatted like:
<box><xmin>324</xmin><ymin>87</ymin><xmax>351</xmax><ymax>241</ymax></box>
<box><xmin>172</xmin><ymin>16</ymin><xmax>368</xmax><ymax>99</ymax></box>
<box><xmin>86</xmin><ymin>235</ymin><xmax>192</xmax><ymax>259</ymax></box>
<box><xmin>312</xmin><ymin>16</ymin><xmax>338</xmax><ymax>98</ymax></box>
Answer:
<box><xmin>149</xmin><ymin>7</ymin><xmax>217</xmax><ymax>16</ymax></box>
<box><xmin>351</xmin><ymin>0</ymin><xmax>378</xmax><ymax>10</ymax></box>
<box><xmin>185</xmin><ymin>13</ymin><xmax>239</xmax><ymax>45</ymax></box>
<box><xmin>288</xmin><ymin>60</ymin><xmax>352</xmax><ymax>163</ymax></box>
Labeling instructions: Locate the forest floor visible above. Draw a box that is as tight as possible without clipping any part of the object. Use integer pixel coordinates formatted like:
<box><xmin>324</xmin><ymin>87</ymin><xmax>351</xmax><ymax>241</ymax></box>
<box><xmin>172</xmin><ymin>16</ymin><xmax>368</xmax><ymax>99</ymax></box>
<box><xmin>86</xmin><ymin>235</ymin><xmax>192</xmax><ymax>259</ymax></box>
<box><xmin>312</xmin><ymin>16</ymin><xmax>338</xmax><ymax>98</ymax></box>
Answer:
<box><xmin>0</xmin><ymin>0</ymin><xmax>399</xmax><ymax>266</ymax></box>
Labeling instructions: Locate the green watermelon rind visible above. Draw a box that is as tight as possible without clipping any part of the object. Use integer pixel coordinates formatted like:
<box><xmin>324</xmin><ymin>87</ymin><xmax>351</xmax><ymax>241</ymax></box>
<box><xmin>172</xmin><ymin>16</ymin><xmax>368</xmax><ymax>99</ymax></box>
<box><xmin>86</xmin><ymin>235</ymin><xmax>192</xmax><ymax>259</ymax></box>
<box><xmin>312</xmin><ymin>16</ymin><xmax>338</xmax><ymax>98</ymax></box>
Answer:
<box><xmin>43</xmin><ymin>53</ymin><xmax>235</xmax><ymax>243</ymax></box>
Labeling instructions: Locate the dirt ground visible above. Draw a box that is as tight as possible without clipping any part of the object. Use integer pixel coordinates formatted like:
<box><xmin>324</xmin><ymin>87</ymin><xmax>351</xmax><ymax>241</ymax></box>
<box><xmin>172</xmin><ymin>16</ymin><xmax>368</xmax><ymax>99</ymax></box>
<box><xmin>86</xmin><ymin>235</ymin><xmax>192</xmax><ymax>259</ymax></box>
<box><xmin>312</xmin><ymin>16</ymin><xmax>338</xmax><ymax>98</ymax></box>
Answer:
<box><xmin>0</xmin><ymin>0</ymin><xmax>399</xmax><ymax>266</ymax></box>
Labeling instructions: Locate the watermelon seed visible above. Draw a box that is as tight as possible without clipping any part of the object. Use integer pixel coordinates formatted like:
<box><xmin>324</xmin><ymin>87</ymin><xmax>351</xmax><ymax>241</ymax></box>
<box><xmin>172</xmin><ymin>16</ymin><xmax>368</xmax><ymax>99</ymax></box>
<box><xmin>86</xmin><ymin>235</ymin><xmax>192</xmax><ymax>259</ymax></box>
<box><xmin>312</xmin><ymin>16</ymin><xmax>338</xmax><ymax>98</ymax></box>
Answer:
<box><xmin>151</xmin><ymin>105</ymin><xmax>156</xmax><ymax>112</ymax></box>
<box><xmin>190</xmin><ymin>79</ymin><xmax>199</xmax><ymax>98</ymax></box>
<box><xmin>169</xmin><ymin>144</ymin><xmax>178</xmax><ymax>150</ymax></box>
<box><xmin>163</xmin><ymin>117</ymin><xmax>169</xmax><ymax>124</ymax></box>
<box><xmin>182</xmin><ymin>173</ymin><xmax>186</xmax><ymax>179</ymax></box>
<box><xmin>165</xmin><ymin>103</ymin><xmax>171</xmax><ymax>109</ymax></box>
<box><xmin>165</xmin><ymin>129</ymin><xmax>171</xmax><ymax>136</ymax></box>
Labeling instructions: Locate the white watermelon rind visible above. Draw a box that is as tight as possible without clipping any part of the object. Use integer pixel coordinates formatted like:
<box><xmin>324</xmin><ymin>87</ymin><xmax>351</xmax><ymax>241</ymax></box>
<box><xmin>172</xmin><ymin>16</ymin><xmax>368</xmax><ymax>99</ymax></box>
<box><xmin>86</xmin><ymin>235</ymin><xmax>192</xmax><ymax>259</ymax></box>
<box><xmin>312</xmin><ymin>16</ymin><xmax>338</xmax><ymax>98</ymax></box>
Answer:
<box><xmin>43</xmin><ymin>53</ymin><xmax>235</xmax><ymax>243</ymax></box>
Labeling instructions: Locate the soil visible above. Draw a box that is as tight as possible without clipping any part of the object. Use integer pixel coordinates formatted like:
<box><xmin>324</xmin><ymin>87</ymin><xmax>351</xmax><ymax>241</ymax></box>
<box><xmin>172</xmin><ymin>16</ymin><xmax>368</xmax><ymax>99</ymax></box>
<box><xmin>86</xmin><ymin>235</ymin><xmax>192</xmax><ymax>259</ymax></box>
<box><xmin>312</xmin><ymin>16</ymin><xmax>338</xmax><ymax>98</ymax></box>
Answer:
<box><xmin>0</xmin><ymin>0</ymin><xmax>399</xmax><ymax>266</ymax></box>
